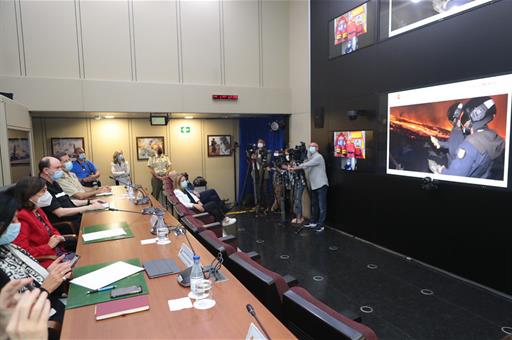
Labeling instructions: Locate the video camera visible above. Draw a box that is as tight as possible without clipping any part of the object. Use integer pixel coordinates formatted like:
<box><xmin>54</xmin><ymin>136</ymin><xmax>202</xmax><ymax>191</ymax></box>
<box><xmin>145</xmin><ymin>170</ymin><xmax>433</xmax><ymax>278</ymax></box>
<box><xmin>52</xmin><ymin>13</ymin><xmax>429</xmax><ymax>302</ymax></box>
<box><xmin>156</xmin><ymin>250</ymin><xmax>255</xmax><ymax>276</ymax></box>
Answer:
<box><xmin>288</xmin><ymin>142</ymin><xmax>308</xmax><ymax>164</ymax></box>
<box><xmin>246</xmin><ymin>144</ymin><xmax>269</xmax><ymax>166</ymax></box>
<box><xmin>272</xmin><ymin>149</ymin><xmax>288</xmax><ymax>169</ymax></box>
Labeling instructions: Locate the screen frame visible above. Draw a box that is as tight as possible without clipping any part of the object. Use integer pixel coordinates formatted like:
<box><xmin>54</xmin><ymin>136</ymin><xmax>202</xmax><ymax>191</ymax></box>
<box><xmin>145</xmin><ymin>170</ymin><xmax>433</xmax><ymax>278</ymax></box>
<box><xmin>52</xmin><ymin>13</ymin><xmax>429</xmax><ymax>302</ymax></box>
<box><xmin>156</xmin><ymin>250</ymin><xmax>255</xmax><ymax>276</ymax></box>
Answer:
<box><xmin>386</xmin><ymin>73</ymin><xmax>512</xmax><ymax>188</ymax></box>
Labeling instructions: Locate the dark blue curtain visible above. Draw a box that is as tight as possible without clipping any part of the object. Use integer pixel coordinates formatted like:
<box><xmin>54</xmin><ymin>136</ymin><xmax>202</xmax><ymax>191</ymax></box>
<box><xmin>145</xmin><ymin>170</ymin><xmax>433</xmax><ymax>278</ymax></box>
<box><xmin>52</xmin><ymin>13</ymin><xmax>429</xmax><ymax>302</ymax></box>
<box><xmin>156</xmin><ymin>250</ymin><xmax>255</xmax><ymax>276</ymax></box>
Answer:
<box><xmin>238</xmin><ymin>117</ymin><xmax>286</xmax><ymax>205</ymax></box>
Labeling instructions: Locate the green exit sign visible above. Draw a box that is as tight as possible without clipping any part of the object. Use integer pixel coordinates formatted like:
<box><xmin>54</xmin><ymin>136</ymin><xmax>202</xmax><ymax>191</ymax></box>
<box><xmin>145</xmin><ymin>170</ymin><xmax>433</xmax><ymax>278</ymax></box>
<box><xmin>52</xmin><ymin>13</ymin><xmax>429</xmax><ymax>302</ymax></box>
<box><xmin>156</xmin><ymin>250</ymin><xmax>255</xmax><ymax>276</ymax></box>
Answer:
<box><xmin>180</xmin><ymin>126</ymin><xmax>191</xmax><ymax>133</ymax></box>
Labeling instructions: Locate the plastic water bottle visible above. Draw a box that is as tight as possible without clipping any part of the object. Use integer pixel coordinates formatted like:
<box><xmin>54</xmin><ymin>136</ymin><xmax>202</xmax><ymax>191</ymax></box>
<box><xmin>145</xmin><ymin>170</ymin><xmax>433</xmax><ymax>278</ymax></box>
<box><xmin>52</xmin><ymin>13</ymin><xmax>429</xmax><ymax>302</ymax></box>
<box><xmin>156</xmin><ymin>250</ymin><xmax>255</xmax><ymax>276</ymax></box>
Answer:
<box><xmin>155</xmin><ymin>213</ymin><xmax>170</xmax><ymax>245</ymax></box>
<box><xmin>190</xmin><ymin>255</ymin><xmax>203</xmax><ymax>296</ymax></box>
<box><xmin>128</xmin><ymin>186</ymin><xmax>134</xmax><ymax>200</ymax></box>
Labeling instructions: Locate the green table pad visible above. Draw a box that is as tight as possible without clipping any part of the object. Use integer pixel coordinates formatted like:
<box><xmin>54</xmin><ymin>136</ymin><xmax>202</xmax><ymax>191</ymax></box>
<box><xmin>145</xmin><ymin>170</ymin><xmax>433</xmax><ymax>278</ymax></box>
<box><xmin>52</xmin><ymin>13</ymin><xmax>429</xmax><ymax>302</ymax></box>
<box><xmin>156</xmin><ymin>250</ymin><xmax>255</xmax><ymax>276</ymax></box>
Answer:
<box><xmin>66</xmin><ymin>258</ymin><xmax>149</xmax><ymax>310</ymax></box>
<box><xmin>81</xmin><ymin>222</ymin><xmax>133</xmax><ymax>244</ymax></box>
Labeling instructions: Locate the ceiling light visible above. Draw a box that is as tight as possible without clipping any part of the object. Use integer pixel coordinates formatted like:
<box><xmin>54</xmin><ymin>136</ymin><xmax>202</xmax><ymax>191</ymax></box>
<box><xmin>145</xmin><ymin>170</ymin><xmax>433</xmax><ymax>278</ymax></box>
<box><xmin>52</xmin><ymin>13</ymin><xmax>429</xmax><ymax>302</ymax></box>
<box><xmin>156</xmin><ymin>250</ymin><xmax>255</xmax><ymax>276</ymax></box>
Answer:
<box><xmin>104</xmin><ymin>115</ymin><xmax>115</xmax><ymax>119</ymax></box>
<box><xmin>184</xmin><ymin>116</ymin><xmax>194</xmax><ymax>119</ymax></box>
<box><xmin>94</xmin><ymin>115</ymin><xmax>102</xmax><ymax>120</ymax></box>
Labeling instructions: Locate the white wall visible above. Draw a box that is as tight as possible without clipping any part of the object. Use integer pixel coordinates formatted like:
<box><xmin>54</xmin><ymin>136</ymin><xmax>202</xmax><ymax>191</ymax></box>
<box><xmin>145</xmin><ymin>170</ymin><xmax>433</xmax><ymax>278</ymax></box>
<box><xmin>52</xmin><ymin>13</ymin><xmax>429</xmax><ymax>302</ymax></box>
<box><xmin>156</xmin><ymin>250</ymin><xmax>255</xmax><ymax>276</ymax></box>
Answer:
<box><xmin>0</xmin><ymin>0</ymin><xmax>294</xmax><ymax>114</ymax></box>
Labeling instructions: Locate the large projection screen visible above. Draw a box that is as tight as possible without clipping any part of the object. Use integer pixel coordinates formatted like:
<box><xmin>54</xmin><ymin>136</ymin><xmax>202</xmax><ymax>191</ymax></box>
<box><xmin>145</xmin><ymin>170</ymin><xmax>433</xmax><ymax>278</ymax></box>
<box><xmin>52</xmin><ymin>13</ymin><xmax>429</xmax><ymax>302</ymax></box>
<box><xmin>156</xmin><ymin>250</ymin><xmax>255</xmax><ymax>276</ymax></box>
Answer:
<box><xmin>387</xmin><ymin>74</ymin><xmax>511</xmax><ymax>188</ymax></box>
<box><xmin>388</xmin><ymin>0</ymin><xmax>493</xmax><ymax>38</ymax></box>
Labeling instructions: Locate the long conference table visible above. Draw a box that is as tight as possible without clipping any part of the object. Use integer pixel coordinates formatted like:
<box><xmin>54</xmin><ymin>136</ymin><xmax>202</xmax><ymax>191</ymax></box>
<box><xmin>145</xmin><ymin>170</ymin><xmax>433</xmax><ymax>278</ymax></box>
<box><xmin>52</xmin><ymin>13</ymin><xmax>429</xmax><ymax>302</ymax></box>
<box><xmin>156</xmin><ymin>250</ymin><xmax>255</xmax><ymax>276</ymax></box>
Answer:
<box><xmin>61</xmin><ymin>186</ymin><xmax>295</xmax><ymax>339</ymax></box>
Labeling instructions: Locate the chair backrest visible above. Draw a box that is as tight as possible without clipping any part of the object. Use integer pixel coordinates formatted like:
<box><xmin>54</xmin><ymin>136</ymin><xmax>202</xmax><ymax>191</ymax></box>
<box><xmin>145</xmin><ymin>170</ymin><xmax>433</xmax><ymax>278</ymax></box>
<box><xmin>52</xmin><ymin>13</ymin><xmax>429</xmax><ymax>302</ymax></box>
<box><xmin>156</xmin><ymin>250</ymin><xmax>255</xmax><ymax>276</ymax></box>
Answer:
<box><xmin>197</xmin><ymin>230</ymin><xmax>236</xmax><ymax>258</ymax></box>
<box><xmin>181</xmin><ymin>215</ymin><xmax>222</xmax><ymax>237</ymax></box>
<box><xmin>0</xmin><ymin>184</ymin><xmax>15</xmax><ymax>193</ymax></box>
<box><xmin>282</xmin><ymin>287</ymin><xmax>377</xmax><ymax>340</ymax></box>
<box><xmin>227</xmin><ymin>252</ymin><xmax>289</xmax><ymax>319</ymax></box>
<box><xmin>162</xmin><ymin>176</ymin><xmax>174</xmax><ymax>195</ymax></box>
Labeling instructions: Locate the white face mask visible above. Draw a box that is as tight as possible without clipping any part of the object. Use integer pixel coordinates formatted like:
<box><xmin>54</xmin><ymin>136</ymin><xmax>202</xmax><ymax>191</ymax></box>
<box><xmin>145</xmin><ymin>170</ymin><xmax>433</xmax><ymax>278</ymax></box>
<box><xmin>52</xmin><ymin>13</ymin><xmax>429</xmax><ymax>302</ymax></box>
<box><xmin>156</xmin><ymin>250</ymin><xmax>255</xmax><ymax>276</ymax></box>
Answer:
<box><xmin>257</xmin><ymin>143</ymin><xmax>264</xmax><ymax>148</ymax></box>
<box><xmin>36</xmin><ymin>191</ymin><xmax>53</xmax><ymax>208</ymax></box>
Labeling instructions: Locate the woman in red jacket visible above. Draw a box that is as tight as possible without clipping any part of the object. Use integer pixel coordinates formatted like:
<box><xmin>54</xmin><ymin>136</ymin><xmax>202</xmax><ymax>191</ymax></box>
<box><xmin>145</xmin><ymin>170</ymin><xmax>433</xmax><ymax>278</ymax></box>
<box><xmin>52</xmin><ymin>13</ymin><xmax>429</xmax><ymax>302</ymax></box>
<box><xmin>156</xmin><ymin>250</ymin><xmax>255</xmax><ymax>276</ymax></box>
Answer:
<box><xmin>13</xmin><ymin>176</ymin><xmax>75</xmax><ymax>268</ymax></box>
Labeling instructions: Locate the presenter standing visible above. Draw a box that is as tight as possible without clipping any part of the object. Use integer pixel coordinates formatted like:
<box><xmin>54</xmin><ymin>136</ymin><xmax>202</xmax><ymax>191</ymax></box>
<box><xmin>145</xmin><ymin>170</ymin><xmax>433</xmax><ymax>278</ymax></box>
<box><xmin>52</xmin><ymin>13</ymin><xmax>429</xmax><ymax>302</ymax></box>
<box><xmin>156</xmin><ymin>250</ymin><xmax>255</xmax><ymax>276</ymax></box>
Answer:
<box><xmin>147</xmin><ymin>144</ymin><xmax>172</xmax><ymax>202</ymax></box>
<box><xmin>292</xmin><ymin>142</ymin><xmax>328</xmax><ymax>232</ymax></box>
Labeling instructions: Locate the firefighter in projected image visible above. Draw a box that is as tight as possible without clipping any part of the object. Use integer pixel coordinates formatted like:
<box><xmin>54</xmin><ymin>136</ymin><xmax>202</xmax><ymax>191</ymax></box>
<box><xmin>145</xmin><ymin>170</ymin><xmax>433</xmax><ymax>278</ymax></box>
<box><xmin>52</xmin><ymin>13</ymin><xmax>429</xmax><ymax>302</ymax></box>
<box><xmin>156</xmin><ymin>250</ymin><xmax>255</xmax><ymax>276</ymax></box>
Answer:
<box><xmin>430</xmin><ymin>102</ymin><xmax>466</xmax><ymax>166</ymax></box>
<box><xmin>430</xmin><ymin>97</ymin><xmax>505</xmax><ymax>178</ymax></box>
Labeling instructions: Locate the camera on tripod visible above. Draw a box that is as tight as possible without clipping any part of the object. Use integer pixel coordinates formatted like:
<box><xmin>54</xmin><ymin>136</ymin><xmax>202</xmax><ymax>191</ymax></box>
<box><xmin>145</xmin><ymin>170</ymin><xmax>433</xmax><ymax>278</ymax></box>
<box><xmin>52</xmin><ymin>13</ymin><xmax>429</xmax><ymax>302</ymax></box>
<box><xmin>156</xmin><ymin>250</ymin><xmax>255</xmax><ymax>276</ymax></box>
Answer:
<box><xmin>288</xmin><ymin>142</ymin><xmax>308</xmax><ymax>164</ymax></box>
<box><xmin>272</xmin><ymin>149</ymin><xmax>289</xmax><ymax>169</ymax></box>
<box><xmin>246</xmin><ymin>144</ymin><xmax>269</xmax><ymax>166</ymax></box>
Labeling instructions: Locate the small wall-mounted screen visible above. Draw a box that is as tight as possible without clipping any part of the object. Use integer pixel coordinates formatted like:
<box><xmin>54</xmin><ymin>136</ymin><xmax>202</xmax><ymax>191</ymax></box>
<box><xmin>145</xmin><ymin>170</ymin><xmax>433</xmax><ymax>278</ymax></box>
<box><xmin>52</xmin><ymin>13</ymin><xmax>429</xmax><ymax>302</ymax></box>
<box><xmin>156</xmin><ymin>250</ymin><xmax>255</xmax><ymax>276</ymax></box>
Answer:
<box><xmin>150</xmin><ymin>116</ymin><xmax>167</xmax><ymax>126</ymax></box>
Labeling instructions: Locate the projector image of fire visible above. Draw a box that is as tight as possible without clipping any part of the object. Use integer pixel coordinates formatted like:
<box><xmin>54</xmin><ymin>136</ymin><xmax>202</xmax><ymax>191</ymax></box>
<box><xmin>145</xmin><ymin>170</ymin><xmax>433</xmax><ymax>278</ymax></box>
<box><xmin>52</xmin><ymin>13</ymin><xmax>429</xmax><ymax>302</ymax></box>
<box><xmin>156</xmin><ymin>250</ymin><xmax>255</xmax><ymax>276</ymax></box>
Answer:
<box><xmin>388</xmin><ymin>94</ymin><xmax>508</xmax><ymax>178</ymax></box>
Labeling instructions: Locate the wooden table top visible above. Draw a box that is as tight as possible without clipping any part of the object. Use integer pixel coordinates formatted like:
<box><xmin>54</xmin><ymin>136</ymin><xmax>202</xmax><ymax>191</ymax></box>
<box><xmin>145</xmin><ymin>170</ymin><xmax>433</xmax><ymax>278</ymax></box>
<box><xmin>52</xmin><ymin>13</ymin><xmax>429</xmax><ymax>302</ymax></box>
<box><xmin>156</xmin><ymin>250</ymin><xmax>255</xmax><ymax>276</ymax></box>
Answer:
<box><xmin>60</xmin><ymin>186</ymin><xmax>295</xmax><ymax>339</ymax></box>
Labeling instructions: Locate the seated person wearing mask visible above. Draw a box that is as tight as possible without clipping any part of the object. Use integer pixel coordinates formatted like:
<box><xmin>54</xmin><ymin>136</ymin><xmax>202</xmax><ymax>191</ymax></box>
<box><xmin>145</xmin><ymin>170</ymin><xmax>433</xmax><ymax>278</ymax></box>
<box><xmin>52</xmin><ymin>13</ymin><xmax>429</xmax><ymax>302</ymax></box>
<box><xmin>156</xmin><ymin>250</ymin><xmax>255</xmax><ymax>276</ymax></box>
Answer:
<box><xmin>173</xmin><ymin>174</ymin><xmax>236</xmax><ymax>227</ymax></box>
<box><xmin>39</xmin><ymin>157</ymin><xmax>105</xmax><ymax>229</ymax></box>
<box><xmin>111</xmin><ymin>150</ymin><xmax>131</xmax><ymax>185</ymax></box>
<box><xmin>0</xmin><ymin>192</ymin><xmax>71</xmax><ymax>327</ymax></box>
<box><xmin>13</xmin><ymin>176</ymin><xmax>76</xmax><ymax>269</ymax></box>
<box><xmin>54</xmin><ymin>152</ymin><xmax>111</xmax><ymax>204</ymax></box>
<box><xmin>71</xmin><ymin>147</ymin><xmax>101</xmax><ymax>188</ymax></box>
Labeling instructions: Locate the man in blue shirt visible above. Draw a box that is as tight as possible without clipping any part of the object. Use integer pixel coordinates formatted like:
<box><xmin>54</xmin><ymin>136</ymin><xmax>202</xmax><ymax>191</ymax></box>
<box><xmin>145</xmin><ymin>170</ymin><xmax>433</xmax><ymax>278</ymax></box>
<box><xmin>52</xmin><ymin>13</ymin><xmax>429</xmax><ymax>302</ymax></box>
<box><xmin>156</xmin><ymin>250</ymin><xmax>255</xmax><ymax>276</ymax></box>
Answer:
<box><xmin>71</xmin><ymin>147</ymin><xmax>101</xmax><ymax>187</ymax></box>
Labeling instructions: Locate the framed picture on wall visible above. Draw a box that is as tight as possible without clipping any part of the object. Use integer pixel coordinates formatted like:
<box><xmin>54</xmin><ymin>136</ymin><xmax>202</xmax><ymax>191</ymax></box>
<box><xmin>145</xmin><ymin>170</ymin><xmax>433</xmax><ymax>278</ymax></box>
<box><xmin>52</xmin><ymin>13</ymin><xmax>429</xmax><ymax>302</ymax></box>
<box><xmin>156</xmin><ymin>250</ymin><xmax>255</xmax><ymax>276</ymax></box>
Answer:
<box><xmin>207</xmin><ymin>135</ymin><xmax>232</xmax><ymax>157</ymax></box>
<box><xmin>8</xmin><ymin>138</ymin><xmax>30</xmax><ymax>165</ymax></box>
<box><xmin>50</xmin><ymin>137</ymin><xmax>84</xmax><ymax>157</ymax></box>
<box><xmin>136</xmin><ymin>136</ymin><xmax>165</xmax><ymax>160</ymax></box>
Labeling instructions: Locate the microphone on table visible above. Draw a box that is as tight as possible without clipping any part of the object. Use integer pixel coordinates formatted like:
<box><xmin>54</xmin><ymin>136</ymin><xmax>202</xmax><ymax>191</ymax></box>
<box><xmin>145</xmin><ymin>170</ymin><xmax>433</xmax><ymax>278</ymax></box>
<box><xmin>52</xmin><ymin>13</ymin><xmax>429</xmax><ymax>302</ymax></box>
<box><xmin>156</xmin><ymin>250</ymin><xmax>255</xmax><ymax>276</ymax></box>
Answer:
<box><xmin>108</xmin><ymin>176</ymin><xmax>152</xmax><ymax>206</ymax></box>
<box><xmin>246</xmin><ymin>304</ymin><xmax>272</xmax><ymax>340</ymax></box>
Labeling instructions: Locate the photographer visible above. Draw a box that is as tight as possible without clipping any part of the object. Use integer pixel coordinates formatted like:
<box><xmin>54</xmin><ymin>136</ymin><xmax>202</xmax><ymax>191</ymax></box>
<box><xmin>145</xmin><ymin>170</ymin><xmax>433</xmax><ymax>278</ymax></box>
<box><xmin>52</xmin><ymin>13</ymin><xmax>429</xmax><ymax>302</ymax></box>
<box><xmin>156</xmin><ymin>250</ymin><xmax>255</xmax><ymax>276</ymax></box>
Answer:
<box><xmin>270</xmin><ymin>149</ymin><xmax>291</xmax><ymax>216</ymax></box>
<box><xmin>288</xmin><ymin>145</ymin><xmax>307</xmax><ymax>224</ymax></box>
<box><xmin>249</xmin><ymin>139</ymin><xmax>271</xmax><ymax>215</ymax></box>
<box><xmin>291</xmin><ymin>142</ymin><xmax>328</xmax><ymax>232</ymax></box>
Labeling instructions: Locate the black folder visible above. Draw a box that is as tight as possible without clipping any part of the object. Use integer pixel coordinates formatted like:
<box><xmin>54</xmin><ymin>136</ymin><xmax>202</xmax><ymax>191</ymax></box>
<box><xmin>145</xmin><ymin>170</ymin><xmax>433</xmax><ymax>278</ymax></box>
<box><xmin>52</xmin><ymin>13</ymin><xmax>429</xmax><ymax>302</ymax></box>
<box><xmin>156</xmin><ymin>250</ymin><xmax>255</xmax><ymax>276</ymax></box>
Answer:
<box><xmin>143</xmin><ymin>259</ymin><xmax>180</xmax><ymax>278</ymax></box>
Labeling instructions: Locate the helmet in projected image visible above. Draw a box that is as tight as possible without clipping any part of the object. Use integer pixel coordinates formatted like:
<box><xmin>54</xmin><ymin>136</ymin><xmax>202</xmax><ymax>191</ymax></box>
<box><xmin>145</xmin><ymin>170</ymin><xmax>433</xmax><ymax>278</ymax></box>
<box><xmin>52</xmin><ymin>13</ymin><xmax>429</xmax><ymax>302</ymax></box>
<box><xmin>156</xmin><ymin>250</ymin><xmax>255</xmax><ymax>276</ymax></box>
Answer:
<box><xmin>462</xmin><ymin>96</ymin><xmax>496</xmax><ymax>131</ymax></box>
<box><xmin>447</xmin><ymin>102</ymin><xmax>464</xmax><ymax>124</ymax></box>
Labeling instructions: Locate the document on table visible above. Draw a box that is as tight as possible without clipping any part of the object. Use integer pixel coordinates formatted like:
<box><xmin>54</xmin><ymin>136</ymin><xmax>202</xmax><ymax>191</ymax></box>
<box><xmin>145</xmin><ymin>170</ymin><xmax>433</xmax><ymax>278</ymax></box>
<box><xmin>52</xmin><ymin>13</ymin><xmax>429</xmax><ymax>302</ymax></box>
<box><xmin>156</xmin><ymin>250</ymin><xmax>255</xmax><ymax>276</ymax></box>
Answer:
<box><xmin>96</xmin><ymin>192</ymin><xmax>113</xmax><ymax>197</ymax></box>
<box><xmin>82</xmin><ymin>228</ymin><xmax>126</xmax><ymax>242</ymax></box>
<box><xmin>70</xmin><ymin>261</ymin><xmax>144</xmax><ymax>290</ymax></box>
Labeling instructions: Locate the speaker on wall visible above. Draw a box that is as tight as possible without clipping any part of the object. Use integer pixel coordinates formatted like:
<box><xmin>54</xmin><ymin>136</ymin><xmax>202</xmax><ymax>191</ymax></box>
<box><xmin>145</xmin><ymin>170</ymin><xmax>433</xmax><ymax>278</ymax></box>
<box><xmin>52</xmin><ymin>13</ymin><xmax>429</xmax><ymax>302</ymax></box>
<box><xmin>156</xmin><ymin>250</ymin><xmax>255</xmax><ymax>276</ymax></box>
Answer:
<box><xmin>314</xmin><ymin>107</ymin><xmax>325</xmax><ymax>128</ymax></box>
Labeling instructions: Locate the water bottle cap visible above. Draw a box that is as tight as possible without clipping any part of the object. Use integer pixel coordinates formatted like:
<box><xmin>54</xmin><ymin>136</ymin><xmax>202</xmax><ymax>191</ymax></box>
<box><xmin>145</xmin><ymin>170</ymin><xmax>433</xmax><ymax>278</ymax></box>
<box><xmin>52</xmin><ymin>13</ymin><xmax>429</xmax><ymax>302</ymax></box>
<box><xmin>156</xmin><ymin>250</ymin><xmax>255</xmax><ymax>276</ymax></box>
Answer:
<box><xmin>193</xmin><ymin>255</ymin><xmax>200</xmax><ymax>261</ymax></box>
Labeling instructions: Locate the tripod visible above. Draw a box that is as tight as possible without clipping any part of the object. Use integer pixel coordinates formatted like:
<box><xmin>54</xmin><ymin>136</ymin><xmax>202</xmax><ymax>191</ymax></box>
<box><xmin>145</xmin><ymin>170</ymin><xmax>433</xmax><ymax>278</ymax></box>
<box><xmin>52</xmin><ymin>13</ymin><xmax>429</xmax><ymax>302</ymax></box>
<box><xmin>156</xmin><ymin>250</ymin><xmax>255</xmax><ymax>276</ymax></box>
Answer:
<box><xmin>239</xmin><ymin>157</ymin><xmax>258</xmax><ymax>209</ymax></box>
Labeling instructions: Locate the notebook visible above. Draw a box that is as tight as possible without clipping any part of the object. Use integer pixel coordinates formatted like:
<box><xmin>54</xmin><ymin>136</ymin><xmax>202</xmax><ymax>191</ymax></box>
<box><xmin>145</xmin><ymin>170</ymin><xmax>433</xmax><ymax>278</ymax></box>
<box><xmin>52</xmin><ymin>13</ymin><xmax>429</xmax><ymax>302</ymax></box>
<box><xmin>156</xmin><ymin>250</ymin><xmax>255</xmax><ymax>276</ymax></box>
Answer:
<box><xmin>95</xmin><ymin>295</ymin><xmax>149</xmax><ymax>320</ymax></box>
<box><xmin>143</xmin><ymin>259</ymin><xmax>180</xmax><ymax>278</ymax></box>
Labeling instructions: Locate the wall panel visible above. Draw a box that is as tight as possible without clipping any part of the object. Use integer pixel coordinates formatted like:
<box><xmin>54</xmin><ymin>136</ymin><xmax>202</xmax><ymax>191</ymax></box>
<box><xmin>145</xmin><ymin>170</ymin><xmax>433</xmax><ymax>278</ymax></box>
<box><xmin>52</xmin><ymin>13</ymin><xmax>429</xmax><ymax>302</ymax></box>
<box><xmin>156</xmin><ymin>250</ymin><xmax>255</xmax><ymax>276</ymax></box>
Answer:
<box><xmin>0</xmin><ymin>0</ymin><xmax>20</xmax><ymax>76</ymax></box>
<box><xmin>132</xmin><ymin>0</ymin><xmax>179</xmax><ymax>82</ymax></box>
<box><xmin>20</xmin><ymin>0</ymin><xmax>79</xmax><ymax>78</ymax></box>
<box><xmin>80</xmin><ymin>0</ymin><xmax>132</xmax><ymax>80</ymax></box>
<box><xmin>262</xmin><ymin>0</ymin><xmax>289</xmax><ymax>88</ymax></box>
<box><xmin>223</xmin><ymin>0</ymin><xmax>259</xmax><ymax>87</ymax></box>
<box><xmin>203</xmin><ymin>119</ymin><xmax>237</xmax><ymax>202</ymax></box>
<box><xmin>90</xmin><ymin>119</ymin><xmax>130</xmax><ymax>185</ymax></box>
<box><xmin>180</xmin><ymin>0</ymin><xmax>221</xmax><ymax>85</ymax></box>
<box><xmin>169</xmin><ymin>119</ymin><xmax>203</xmax><ymax>179</ymax></box>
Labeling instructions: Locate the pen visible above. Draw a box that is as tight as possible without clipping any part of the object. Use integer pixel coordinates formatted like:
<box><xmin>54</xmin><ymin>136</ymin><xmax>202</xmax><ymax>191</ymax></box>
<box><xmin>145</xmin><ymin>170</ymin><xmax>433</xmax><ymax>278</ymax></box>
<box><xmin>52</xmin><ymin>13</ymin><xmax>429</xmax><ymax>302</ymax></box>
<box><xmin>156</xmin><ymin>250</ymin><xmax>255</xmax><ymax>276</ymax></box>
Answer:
<box><xmin>86</xmin><ymin>285</ymin><xmax>116</xmax><ymax>294</ymax></box>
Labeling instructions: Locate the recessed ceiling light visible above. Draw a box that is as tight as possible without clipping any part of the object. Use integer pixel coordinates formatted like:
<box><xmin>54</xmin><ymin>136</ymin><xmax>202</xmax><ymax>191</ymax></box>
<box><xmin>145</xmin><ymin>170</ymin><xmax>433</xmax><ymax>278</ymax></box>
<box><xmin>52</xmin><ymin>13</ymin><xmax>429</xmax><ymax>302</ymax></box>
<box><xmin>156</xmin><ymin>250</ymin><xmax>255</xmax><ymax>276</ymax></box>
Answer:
<box><xmin>94</xmin><ymin>115</ymin><xmax>102</xmax><ymax>120</ymax></box>
<box><xmin>184</xmin><ymin>116</ymin><xmax>194</xmax><ymax>119</ymax></box>
<box><xmin>104</xmin><ymin>115</ymin><xmax>115</xmax><ymax>119</ymax></box>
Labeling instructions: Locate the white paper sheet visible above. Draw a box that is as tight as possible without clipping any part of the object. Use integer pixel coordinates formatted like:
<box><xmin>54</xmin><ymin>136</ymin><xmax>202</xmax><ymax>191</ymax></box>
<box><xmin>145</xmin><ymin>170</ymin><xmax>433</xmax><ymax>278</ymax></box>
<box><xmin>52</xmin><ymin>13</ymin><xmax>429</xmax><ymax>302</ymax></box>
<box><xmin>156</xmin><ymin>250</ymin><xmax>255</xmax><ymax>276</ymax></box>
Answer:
<box><xmin>70</xmin><ymin>261</ymin><xmax>144</xmax><ymax>290</ymax></box>
<box><xmin>168</xmin><ymin>297</ymin><xmax>193</xmax><ymax>311</ymax></box>
<box><xmin>140</xmin><ymin>238</ymin><xmax>157</xmax><ymax>245</ymax></box>
<box><xmin>82</xmin><ymin>228</ymin><xmax>126</xmax><ymax>242</ymax></box>
<box><xmin>96</xmin><ymin>192</ymin><xmax>113</xmax><ymax>197</ymax></box>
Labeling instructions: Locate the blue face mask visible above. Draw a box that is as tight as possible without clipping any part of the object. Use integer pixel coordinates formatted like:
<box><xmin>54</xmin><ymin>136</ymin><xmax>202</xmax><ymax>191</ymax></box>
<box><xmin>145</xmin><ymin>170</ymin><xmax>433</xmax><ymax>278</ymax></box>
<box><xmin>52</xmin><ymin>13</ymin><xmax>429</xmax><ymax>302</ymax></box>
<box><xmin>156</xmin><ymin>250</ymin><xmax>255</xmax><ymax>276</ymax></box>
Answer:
<box><xmin>51</xmin><ymin>169</ymin><xmax>64</xmax><ymax>181</ymax></box>
<box><xmin>181</xmin><ymin>181</ymin><xmax>188</xmax><ymax>190</ymax></box>
<box><xmin>118</xmin><ymin>155</ymin><xmax>125</xmax><ymax>162</ymax></box>
<box><xmin>79</xmin><ymin>153</ymin><xmax>86</xmax><ymax>160</ymax></box>
<box><xmin>309</xmin><ymin>146</ymin><xmax>317</xmax><ymax>154</ymax></box>
<box><xmin>64</xmin><ymin>161</ymin><xmax>73</xmax><ymax>171</ymax></box>
<box><xmin>0</xmin><ymin>223</ymin><xmax>21</xmax><ymax>245</ymax></box>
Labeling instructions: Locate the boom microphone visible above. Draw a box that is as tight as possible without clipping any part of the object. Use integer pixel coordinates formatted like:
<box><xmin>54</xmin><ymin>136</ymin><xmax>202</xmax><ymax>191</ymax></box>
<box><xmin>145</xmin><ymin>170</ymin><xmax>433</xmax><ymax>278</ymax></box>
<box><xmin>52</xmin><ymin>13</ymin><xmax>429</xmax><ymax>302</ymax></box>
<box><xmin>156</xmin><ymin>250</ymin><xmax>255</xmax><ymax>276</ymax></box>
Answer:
<box><xmin>246</xmin><ymin>304</ymin><xmax>272</xmax><ymax>340</ymax></box>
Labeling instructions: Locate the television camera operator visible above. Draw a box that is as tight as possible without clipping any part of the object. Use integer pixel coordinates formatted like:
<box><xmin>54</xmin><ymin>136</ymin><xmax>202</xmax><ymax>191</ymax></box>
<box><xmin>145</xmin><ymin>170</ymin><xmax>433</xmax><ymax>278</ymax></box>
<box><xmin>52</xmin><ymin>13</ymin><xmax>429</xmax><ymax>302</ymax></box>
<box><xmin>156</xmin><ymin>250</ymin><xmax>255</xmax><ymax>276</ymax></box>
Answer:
<box><xmin>246</xmin><ymin>139</ymin><xmax>272</xmax><ymax>216</ymax></box>
<box><xmin>290</xmin><ymin>142</ymin><xmax>328</xmax><ymax>232</ymax></box>
<box><xmin>272</xmin><ymin>143</ymin><xmax>308</xmax><ymax>224</ymax></box>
